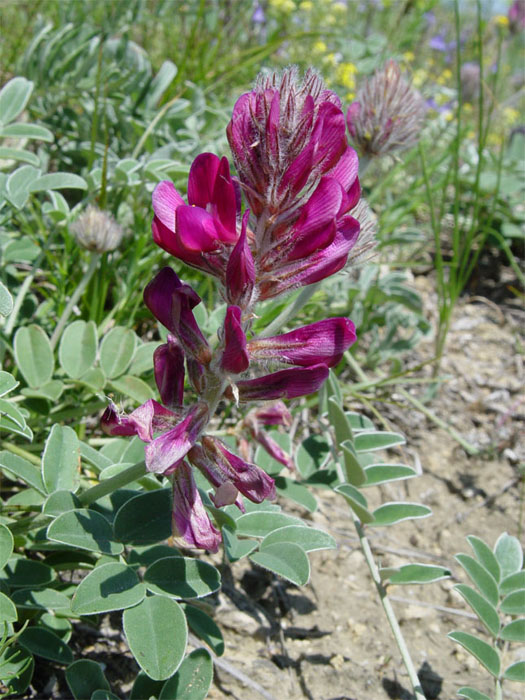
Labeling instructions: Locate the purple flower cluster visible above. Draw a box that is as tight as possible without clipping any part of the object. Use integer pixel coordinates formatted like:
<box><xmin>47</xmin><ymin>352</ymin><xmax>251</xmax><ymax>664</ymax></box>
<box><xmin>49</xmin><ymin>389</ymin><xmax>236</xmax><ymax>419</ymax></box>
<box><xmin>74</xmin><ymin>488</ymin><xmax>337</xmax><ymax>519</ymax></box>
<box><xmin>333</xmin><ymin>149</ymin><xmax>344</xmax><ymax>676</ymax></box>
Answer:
<box><xmin>102</xmin><ymin>68</ymin><xmax>365</xmax><ymax>551</ymax></box>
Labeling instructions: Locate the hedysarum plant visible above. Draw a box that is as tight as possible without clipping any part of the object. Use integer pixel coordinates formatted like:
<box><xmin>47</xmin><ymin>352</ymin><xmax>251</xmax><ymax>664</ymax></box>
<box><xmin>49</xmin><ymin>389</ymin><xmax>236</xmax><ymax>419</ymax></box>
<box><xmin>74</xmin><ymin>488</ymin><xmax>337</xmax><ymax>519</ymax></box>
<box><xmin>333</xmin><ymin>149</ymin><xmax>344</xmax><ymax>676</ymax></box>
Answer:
<box><xmin>346</xmin><ymin>60</ymin><xmax>426</xmax><ymax>160</ymax></box>
<box><xmin>102</xmin><ymin>67</ymin><xmax>367</xmax><ymax>552</ymax></box>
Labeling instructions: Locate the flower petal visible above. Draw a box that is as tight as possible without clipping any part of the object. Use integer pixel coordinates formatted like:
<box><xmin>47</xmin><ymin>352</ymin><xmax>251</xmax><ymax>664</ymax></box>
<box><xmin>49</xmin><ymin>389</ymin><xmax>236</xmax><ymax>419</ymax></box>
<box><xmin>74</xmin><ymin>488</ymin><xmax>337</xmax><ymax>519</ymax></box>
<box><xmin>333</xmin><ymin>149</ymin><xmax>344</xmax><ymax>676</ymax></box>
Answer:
<box><xmin>101</xmin><ymin>399</ymin><xmax>180</xmax><ymax>442</ymax></box>
<box><xmin>172</xmin><ymin>461</ymin><xmax>221</xmax><ymax>552</ymax></box>
<box><xmin>221</xmin><ymin>306</ymin><xmax>249</xmax><ymax>374</ymax></box>
<box><xmin>248</xmin><ymin>317</ymin><xmax>356</xmax><ymax>368</ymax></box>
<box><xmin>154</xmin><ymin>335</ymin><xmax>185</xmax><ymax>408</ymax></box>
<box><xmin>152</xmin><ymin>180</ymin><xmax>185</xmax><ymax>232</ymax></box>
<box><xmin>226</xmin><ymin>210</ymin><xmax>255</xmax><ymax>307</ymax></box>
<box><xmin>230</xmin><ymin>364</ymin><xmax>329</xmax><ymax>401</ymax></box>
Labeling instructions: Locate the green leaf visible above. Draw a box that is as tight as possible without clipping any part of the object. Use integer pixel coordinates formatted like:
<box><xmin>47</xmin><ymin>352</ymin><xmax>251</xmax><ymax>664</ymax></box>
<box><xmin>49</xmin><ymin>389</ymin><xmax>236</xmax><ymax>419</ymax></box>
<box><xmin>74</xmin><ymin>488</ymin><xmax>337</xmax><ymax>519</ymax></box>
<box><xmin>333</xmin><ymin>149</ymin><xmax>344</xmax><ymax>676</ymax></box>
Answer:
<box><xmin>0</xmin><ymin>146</ymin><xmax>39</xmax><ymax>165</ymax></box>
<box><xmin>500</xmin><ymin>589</ymin><xmax>525</xmax><ymax>615</ymax></box>
<box><xmin>14</xmin><ymin>324</ymin><xmax>54</xmax><ymax>388</ymax></box>
<box><xmin>0</xmin><ymin>591</ymin><xmax>17</xmax><ymax>622</ymax></box>
<box><xmin>11</xmin><ymin>588</ymin><xmax>70</xmax><ymax>612</ymax></box>
<box><xmin>499</xmin><ymin>570</ymin><xmax>525</xmax><ymax>595</ymax></box>
<box><xmin>363</xmin><ymin>464</ymin><xmax>417</xmax><ymax>487</ymax></box>
<box><xmin>0</xmin><ymin>450</ymin><xmax>45</xmax><ymax>493</ymax></box>
<box><xmin>0</xmin><ymin>122</ymin><xmax>53</xmax><ymax>141</ymax></box>
<box><xmin>124</xmin><ymin>596</ymin><xmax>187</xmax><ymax>681</ymax></box>
<box><xmin>99</xmin><ymin>327</ymin><xmax>136</xmax><ymax>379</ymax></box>
<box><xmin>354</xmin><ymin>431</ymin><xmax>405</xmax><ymax>452</ymax></box>
<box><xmin>0</xmin><ymin>397</ymin><xmax>29</xmax><ymax>428</ymax></box>
<box><xmin>42</xmin><ymin>424</ymin><xmax>80</xmax><ymax>494</ymax></box>
<box><xmin>0</xmin><ymin>645</ymin><xmax>34</xmax><ymax>695</ymax></box>
<box><xmin>260</xmin><ymin>525</ymin><xmax>336</xmax><ymax>553</ymax></box>
<box><xmin>500</xmin><ymin>618</ymin><xmax>525</xmax><ymax>642</ymax></box>
<box><xmin>386</xmin><ymin>564</ymin><xmax>451</xmax><ymax>585</ymax></box>
<box><xmin>0</xmin><ymin>522</ymin><xmax>14</xmax><ymax>570</ymax></box>
<box><xmin>182</xmin><ymin>604</ymin><xmax>224</xmax><ymax>656</ymax></box>
<box><xmin>21</xmin><ymin>379</ymin><xmax>64</xmax><ymax>401</ymax></box>
<box><xmin>91</xmin><ymin>691</ymin><xmax>120</xmax><ymax>700</ymax></box>
<box><xmin>457</xmin><ymin>687</ymin><xmax>492</xmax><ymax>700</ymax></box>
<box><xmin>370</xmin><ymin>502</ymin><xmax>431</xmax><ymax>527</ymax></box>
<box><xmin>454</xmin><ymin>584</ymin><xmax>500</xmax><ymax>637</ymax></box>
<box><xmin>334</xmin><ymin>483</ymin><xmax>374</xmax><ymax>523</ymax></box>
<box><xmin>274</xmin><ymin>476</ymin><xmax>317</xmax><ymax>512</ymax></box>
<box><xmin>47</xmin><ymin>509</ymin><xmax>123</xmax><ymax>555</ymax></box>
<box><xmin>0</xmin><ymin>557</ymin><xmax>56</xmax><ymax>587</ymax></box>
<box><xmin>6</xmin><ymin>164</ymin><xmax>41</xmax><ymax>208</ymax></box>
<box><xmin>37</xmin><ymin>613</ymin><xmax>72</xmax><ymax>642</ymax></box>
<box><xmin>128</xmin><ymin>544</ymin><xmax>181</xmax><ymax>569</ymax></box>
<box><xmin>251</xmin><ymin>542</ymin><xmax>310</xmax><ymax>585</ymax></box>
<box><xmin>0</xmin><ymin>281</ymin><xmax>13</xmax><ymax>317</ymax></box>
<box><xmin>328</xmin><ymin>397</ymin><xmax>353</xmax><ymax>444</ymax></box>
<box><xmin>29</xmin><ymin>172</ymin><xmax>88</xmax><ymax>192</ymax></box>
<box><xmin>340</xmin><ymin>440</ymin><xmax>366</xmax><ymax>486</ymax></box>
<box><xmin>0</xmin><ymin>371</ymin><xmax>18</xmax><ymax>397</ymax></box>
<box><xmin>221</xmin><ymin>526</ymin><xmax>257</xmax><ymax>563</ymax></box>
<box><xmin>235</xmin><ymin>512</ymin><xmax>306</xmax><ymax>538</ymax></box>
<box><xmin>0</xmin><ymin>414</ymin><xmax>33</xmax><ymax>440</ymax></box>
<box><xmin>494</xmin><ymin>533</ymin><xmax>523</xmax><ymax>579</ymax></box>
<box><xmin>71</xmin><ymin>562</ymin><xmax>145</xmax><ymax>615</ymax></box>
<box><xmin>59</xmin><ymin>321</ymin><xmax>97</xmax><ymax>379</ymax></box>
<box><xmin>66</xmin><ymin>660</ymin><xmax>110</xmax><ymax>700</ymax></box>
<box><xmin>144</xmin><ymin>557</ymin><xmax>221</xmax><ymax>599</ymax></box>
<box><xmin>43</xmin><ymin>490</ymin><xmax>81</xmax><ymax>517</ymax></box>
<box><xmin>345</xmin><ymin>412</ymin><xmax>375</xmax><ymax>431</ymax></box>
<box><xmin>128</xmin><ymin>341</ymin><xmax>160</xmax><ymax>375</ymax></box>
<box><xmin>130</xmin><ymin>672</ymin><xmax>164</xmax><ymax>700</ymax></box>
<box><xmin>296</xmin><ymin>435</ymin><xmax>330</xmax><ymax>479</ymax></box>
<box><xmin>467</xmin><ymin>536</ymin><xmax>501</xmax><ymax>582</ymax></box>
<box><xmin>503</xmin><ymin>661</ymin><xmax>525</xmax><ymax>682</ymax></box>
<box><xmin>0</xmin><ymin>77</ymin><xmax>34</xmax><ymax>125</ymax></box>
<box><xmin>455</xmin><ymin>554</ymin><xmax>499</xmax><ymax>607</ymax></box>
<box><xmin>159</xmin><ymin>648</ymin><xmax>213</xmax><ymax>700</ymax></box>
<box><xmin>109</xmin><ymin>375</ymin><xmax>155</xmax><ymax>403</ymax></box>
<box><xmin>113</xmin><ymin>488</ymin><xmax>172</xmax><ymax>545</ymax></box>
<box><xmin>448</xmin><ymin>631</ymin><xmax>500</xmax><ymax>678</ymax></box>
<box><xmin>79</xmin><ymin>367</ymin><xmax>106</xmax><ymax>391</ymax></box>
<box><xmin>19</xmin><ymin>627</ymin><xmax>73</xmax><ymax>664</ymax></box>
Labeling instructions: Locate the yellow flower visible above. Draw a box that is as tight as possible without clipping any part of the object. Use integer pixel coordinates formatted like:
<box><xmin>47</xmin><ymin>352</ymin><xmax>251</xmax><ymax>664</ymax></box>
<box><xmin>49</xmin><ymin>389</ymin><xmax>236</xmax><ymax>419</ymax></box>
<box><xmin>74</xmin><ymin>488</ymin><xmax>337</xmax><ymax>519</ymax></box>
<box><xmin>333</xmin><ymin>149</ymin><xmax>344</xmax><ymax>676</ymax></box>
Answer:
<box><xmin>436</xmin><ymin>68</ymin><xmax>452</xmax><ymax>85</ymax></box>
<box><xmin>269</xmin><ymin>0</ymin><xmax>295</xmax><ymax>13</ymax></box>
<box><xmin>336</xmin><ymin>62</ymin><xmax>357</xmax><ymax>90</ymax></box>
<box><xmin>323</xmin><ymin>52</ymin><xmax>338</xmax><ymax>67</ymax></box>
<box><xmin>493</xmin><ymin>15</ymin><xmax>509</xmax><ymax>27</ymax></box>
<box><xmin>503</xmin><ymin>107</ymin><xmax>519</xmax><ymax>126</ymax></box>
<box><xmin>313</xmin><ymin>40</ymin><xmax>327</xmax><ymax>54</ymax></box>
<box><xmin>412</xmin><ymin>68</ymin><xmax>427</xmax><ymax>87</ymax></box>
<box><xmin>403</xmin><ymin>51</ymin><xmax>415</xmax><ymax>63</ymax></box>
<box><xmin>463</xmin><ymin>103</ymin><xmax>473</xmax><ymax>113</ymax></box>
<box><xmin>299</xmin><ymin>0</ymin><xmax>313</xmax><ymax>9</ymax></box>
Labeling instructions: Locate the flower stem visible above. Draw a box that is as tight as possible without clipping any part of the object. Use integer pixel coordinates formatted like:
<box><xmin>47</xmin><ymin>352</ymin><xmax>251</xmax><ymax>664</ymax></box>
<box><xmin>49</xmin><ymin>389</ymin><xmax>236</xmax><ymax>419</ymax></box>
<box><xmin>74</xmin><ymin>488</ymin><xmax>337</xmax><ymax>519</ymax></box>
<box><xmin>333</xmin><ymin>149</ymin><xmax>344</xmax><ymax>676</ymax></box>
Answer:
<box><xmin>78</xmin><ymin>460</ymin><xmax>146</xmax><ymax>506</ymax></box>
<box><xmin>50</xmin><ymin>252</ymin><xmax>100</xmax><ymax>350</ymax></box>
<box><xmin>352</xmin><ymin>513</ymin><xmax>427</xmax><ymax>700</ymax></box>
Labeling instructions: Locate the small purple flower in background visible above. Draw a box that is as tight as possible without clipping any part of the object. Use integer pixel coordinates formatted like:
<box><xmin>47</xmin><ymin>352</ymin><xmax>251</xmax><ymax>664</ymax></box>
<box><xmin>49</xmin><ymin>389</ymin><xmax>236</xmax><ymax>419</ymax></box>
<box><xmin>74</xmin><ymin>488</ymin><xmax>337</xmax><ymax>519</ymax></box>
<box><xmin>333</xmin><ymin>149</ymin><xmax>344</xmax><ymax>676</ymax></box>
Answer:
<box><xmin>509</xmin><ymin>0</ymin><xmax>525</xmax><ymax>33</ymax></box>
<box><xmin>346</xmin><ymin>60</ymin><xmax>426</xmax><ymax>159</ymax></box>
<box><xmin>102</xmin><ymin>67</ymin><xmax>369</xmax><ymax>551</ymax></box>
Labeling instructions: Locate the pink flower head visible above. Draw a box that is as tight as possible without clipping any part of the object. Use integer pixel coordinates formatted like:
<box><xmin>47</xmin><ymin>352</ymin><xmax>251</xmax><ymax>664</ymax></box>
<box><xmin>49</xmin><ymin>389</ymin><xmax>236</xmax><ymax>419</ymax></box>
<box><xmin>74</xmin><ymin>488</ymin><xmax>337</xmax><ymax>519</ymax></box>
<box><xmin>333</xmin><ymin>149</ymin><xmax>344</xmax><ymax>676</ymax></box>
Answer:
<box><xmin>346</xmin><ymin>60</ymin><xmax>426</xmax><ymax>158</ymax></box>
<box><xmin>153</xmin><ymin>335</ymin><xmax>185</xmax><ymax>408</ymax></box>
<box><xmin>509</xmin><ymin>0</ymin><xmax>525</xmax><ymax>33</ymax></box>
<box><xmin>144</xmin><ymin>267</ymin><xmax>211</xmax><ymax>365</ymax></box>
<box><xmin>225</xmin><ymin>210</ymin><xmax>256</xmax><ymax>307</ymax></box>
<box><xmin>248</xmin><ymin>317</ymin><xmax>356</xmax><ymax>368</ymax></box>
<box><xmin>152</xmin><ymin>153</ymin><xmax>239</xmax><ymax>276</ymax></box>
<box><xmin>172</xmin><ymin>461</ymin><xmax>221</xmax><ymax>552</ymax></box>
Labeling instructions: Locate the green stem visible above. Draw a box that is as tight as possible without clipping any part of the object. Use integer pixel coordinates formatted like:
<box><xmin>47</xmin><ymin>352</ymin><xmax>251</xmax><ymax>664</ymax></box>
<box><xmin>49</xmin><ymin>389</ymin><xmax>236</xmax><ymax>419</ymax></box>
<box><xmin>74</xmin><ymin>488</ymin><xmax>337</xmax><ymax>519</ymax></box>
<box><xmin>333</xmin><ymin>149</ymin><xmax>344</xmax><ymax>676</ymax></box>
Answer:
<box><xmin>131</xmin><ymin>90</ymin><xmax>185</xmax><ymax>160</ymax></box>
<box><xmin>78</xmin><ymin>460</ymin><xmax>146</xmax><ymax>506</ymax></box>
<box><xmin>353</xmin><ymin>514</ymin><xmax>427</xmax><ymax>700</ymax></box>
<box><xmin>398</xmin><ymin>387</ymin><xmax>478</xmax><ymax>456</ymax></box>
<box><xmin>259</xmin><ymin>284</ymin><xmax>320</xmax><ymax>338</ymax></box>
<box><xmin>50</xmin><ymin>252</ymin><xmax>100</xmax><ymax>350</ymax></box>
<box><xmin>495</xmin><ymin>679</ymin><xmax>502</xmax><ymax>700</ymax></box>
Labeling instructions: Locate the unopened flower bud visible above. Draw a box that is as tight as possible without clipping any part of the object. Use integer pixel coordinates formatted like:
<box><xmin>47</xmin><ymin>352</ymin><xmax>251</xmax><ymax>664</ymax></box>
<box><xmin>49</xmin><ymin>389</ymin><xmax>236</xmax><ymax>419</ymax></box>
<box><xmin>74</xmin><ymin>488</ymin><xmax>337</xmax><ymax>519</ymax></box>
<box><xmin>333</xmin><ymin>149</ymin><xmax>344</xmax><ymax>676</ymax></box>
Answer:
<box><xmin>70</xmin><ymin>205</ymin><xmax>124</xmax><ymax>253</ymax></box>
<box><xmin>346</xmin><ymin>60</ymin><xmax>426</xmax><ymax>158</ymax></box>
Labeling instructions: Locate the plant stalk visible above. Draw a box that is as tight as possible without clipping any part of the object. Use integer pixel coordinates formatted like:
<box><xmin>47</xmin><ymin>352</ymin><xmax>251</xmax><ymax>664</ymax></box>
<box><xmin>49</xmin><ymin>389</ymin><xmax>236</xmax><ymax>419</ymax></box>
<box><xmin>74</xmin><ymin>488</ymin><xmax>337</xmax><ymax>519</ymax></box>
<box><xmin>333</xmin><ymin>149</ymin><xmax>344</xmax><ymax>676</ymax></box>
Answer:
<box><xmin>78</xmin><ymin>460</ymin><xmax>147</xmax><ymax>506</ymax></box>
<box><xmin>259</xmin><ymin>283</ymin><xmax>320</xmax><ymax>338</ymax></box>
<box><xmin>50</xmin><ymin>252</ymin><xmax>100</xmax><ymax>350</ymax></box>
<box><xmin>353</xmin><ymin>513</ymin><xmax>427</xmax><ymax>700</ymax></box>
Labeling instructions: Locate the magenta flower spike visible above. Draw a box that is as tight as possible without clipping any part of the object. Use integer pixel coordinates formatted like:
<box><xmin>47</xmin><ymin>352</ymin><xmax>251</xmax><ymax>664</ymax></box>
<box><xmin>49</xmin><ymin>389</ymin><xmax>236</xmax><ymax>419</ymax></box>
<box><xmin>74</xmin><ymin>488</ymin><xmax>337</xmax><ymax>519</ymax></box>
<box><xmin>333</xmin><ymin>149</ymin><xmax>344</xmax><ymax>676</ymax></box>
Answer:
<box><xmin>144</xmin><ymin>267</ymin><xmax>211</xmax><ymax>365</ymax></box>
<box><xmin>154</xmin><ymin>335</ymin><xmax>185</xmax><ymax>408</ymax></box>
<box><xmin>187</xmin><ymin>444</ymin><xmax>245</xmax><ymax>510</ymax></box>
<box><xmin>172</xmin><ymin>461</ymin><xmax>221</xmax><ymax>552</ymax></box>
<box><xmin>144</xmin><ymin>402</ymin><xmax>209</xmax><ymax>474</ymax></box>
<box><xmin>225</xmin><ymin>210</ymin><xmax>255</xmax><ymax>307</ymax></box>
<box><xmin>220</xmin><ymin>306</ymin><xmax>249</xmax><ymax>374</ymax></box>
<box><xmin>248</xmin><ymin>317</ymin><xmax>356</xmax><ymax>368</ymax></box>
<box><xmin>229</xmin><ymin>363</ymin><xmax>329</xmax><ymax>402</ymax></box>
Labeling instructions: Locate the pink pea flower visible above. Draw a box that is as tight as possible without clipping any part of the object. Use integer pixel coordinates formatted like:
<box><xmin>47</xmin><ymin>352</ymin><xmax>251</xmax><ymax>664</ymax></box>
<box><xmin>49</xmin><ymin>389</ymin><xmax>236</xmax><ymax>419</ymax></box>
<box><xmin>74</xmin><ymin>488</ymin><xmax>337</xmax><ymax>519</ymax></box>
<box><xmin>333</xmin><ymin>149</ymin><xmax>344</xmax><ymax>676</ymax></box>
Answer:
<box><xmin>220</xmin><ymin>306</ymin><xmax>249</xmax><ymax>374</ymax></box>
<box><xmin>227</xmin><ymin>363</ymin><xmax>329</xmax><ymax>402</ymax></box>
<box><xmin>248</xmin><ymin>317</ymin><xmax>356</xmax><ymax>368</ymax></box>
<box><xmin>243</xmin><ymin>401</ymin><xmax>294</xmax><ymax>469</ymax></box>
<box><xmin>172</xmin><ymin>461</ymin><xmax>221</xmax><ymax>552</ymax></box>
